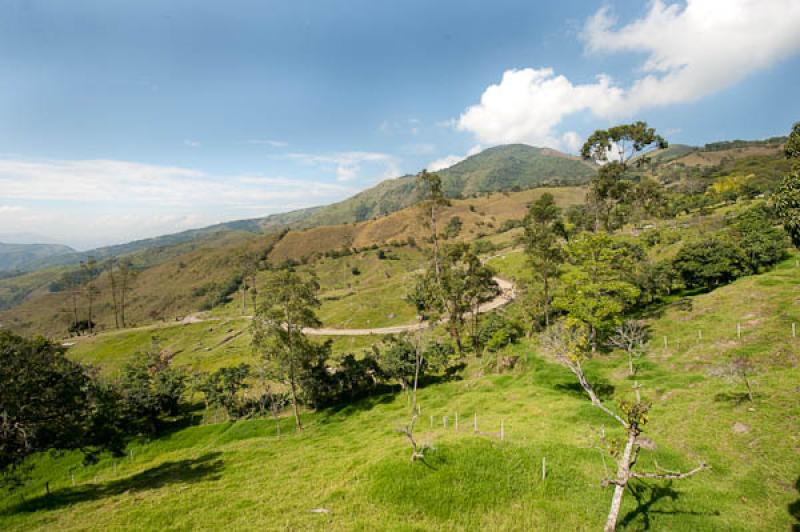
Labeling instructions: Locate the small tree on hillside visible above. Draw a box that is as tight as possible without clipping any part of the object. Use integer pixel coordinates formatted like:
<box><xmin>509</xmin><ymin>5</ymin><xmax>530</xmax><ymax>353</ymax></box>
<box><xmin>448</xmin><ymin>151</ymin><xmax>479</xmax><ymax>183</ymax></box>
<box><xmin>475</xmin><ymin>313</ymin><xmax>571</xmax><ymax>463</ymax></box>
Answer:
<box><xmin>251</xmin><ymin>269</ymin><xmax>321</xmax><ymax>430</ymax></box>
<box><xmin>607</xmin><ymin>320</ymin><xmax>649</xmax><ymax>376</ymax></box>
<box><xmin>199</xmin><ymin>364</ymin><xmax>252</xmax><ymax>419</ymax></box>
<box><xmin>541</xmin><ymin>320</ymin><xmax>708</xmax><ymax>532</ymax></box>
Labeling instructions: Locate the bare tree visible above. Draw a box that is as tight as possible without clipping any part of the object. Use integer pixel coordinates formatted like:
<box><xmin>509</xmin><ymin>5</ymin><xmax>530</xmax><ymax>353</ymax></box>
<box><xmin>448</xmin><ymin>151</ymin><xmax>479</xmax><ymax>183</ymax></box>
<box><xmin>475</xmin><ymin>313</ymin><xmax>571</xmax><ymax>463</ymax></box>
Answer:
<box><xmin>712</xmin><ymin>355</ymin><xmax>756</xmax><ymax>402</ymax></box>
<box><xmin>607</xmin><ymin>319</ymin><xmax>649</xmax><ymax>376</ymax></box>
<box><xmin>398</xmin><ymin>326</ymin><xmax>429</xmax><ymax>462</ymax></box>
<box><xmin>541</xmin><ymin>320</ymin><xmax>709</xmax><ymax>532</ymax></box>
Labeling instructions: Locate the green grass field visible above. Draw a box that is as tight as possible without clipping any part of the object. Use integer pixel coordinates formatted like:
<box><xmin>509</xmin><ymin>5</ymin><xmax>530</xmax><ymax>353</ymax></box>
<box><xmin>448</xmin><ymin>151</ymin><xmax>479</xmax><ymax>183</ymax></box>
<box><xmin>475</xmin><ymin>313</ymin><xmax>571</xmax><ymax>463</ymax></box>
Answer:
<box><xmin>3</xmin><ymin>254</ymin><xmax>799</xmax><ymax>530</ymax></box>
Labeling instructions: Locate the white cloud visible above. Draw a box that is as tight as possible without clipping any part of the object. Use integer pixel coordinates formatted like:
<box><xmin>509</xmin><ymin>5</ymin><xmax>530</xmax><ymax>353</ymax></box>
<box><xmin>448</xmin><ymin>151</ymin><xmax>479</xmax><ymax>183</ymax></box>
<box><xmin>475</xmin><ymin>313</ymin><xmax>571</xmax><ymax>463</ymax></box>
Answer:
<box><xmin>286</xmin><ymin>151</ymin><xmax>399</xmax><ymax>181</ymax></box>
<box><xmin>246</xmin><ymin>139</ymin><xmax>289</xmax><ymax>147</ymax></box>
<box><xmin>428</xmin><ymin>145</ymin><xmax>482</xmax><ymax>172</ymax></box>
<box><xmin>0</xmin><ymin>158</ymin><xmax>362</xmax><ymax>248</ymax></box>
<box><xmin>458</xmin><ymin>0</ymin><xmax>800</xmax><ymax>149</ymax></box>
<box><xmin>183</xmin><ymin>139</ymin><xmax>201</xmax><ymax>147</ymax></box>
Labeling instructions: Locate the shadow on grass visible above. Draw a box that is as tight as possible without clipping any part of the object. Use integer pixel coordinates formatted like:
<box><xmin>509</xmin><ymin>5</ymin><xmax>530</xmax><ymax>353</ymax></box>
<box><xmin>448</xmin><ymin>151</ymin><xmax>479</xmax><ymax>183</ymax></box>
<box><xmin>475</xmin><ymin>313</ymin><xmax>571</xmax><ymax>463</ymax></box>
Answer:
<box><xmin>790</xmin><ymin>476</ymin><xmax>800</xmax><ymax>532</ymax></box>
<box><xmin>5</xmin><ymin>452</ymin><xmax>224</xmax><ymax>515</ymax></box>
<box><xmin>554</xmin><ymin>380</ymin><xmax>615</xmax><ymax>400</ymax></box>
<box><xmin>713</xmin><ymin>392</ymin><xmax>760</xmax><ymax>405</ymax></box>
<box><xmin>620</xmin><ymin>480</ymin><xmax>720</xmax><ymax>530</ymax></box>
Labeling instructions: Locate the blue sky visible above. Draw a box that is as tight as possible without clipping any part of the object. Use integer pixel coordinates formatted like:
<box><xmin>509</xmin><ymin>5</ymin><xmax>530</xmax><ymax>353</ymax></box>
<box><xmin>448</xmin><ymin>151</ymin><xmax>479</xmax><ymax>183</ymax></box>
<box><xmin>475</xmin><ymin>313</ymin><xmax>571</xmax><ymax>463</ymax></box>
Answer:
<box><xmin>1</xmin><ymin>0</ymin><xmax>799</xmax><ymax>249</ymax></box>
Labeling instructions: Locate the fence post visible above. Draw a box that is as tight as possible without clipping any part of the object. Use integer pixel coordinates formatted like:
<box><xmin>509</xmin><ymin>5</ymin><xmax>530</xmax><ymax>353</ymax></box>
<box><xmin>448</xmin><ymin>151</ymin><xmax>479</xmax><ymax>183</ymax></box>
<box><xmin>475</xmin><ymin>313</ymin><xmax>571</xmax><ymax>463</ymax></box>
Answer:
<box><xmin>698</xmin><ymin>330</ymin><xmax>702</xmax><ymax>340</ymax></box>
<box><xmin>455</xmin><ymin>412</ymin><xmax>459</xmax><ymax>431</ymax></box>
<box><xmin>663</xmin><ymin>336</ymin><xmax>668</xmax><ymax>349</ymax></box>
<box><xmin>737</xmin><ymin>323</ymin><xmax>741</xmax><ymax>339</ymax></box>
<box><xmin>430</xmin><ymin>415</ymin><xmax>433</xmax><ymax>429</ymax></box>
<box><xmin>793</xmin><ymin>322</ymin><xmax>796</xmax><ymax>338</ymax></box>
<box><xmin>542</xmin><ymin>456</ymin><xmax>547</xmax><ymax>480</ymax></box>
<box><xmin>474</xmin><ymin>412</ymin><xmax>477</xmax><ymax>433</ymax></box>
<box><xmin>500</xmin><ymin>419</ymin><xmax>505</xmax><ymax>441</ymax></box>
<box><xmin>443</xmin><ymin>416</ymin><xmax>448</xmax><ymax>429</ymax></box>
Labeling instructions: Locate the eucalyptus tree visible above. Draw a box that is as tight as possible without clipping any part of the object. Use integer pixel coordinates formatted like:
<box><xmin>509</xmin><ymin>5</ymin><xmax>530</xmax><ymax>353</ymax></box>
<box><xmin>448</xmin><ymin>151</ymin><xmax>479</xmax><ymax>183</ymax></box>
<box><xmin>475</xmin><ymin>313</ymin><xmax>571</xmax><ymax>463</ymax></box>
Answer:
<box><xmin>581</xmin><ymin>122</ymin><xmax>668</xmax><ymax>231</ymax></box>
<box><xmin>521</xmin><ymin>193</ymin><xmax>565</xmax><ymax>327</ymax></box>
<box><xmin>251</xmin><ymin>269</ymin><xmax>321</xmax><ymax>430</ymax></box>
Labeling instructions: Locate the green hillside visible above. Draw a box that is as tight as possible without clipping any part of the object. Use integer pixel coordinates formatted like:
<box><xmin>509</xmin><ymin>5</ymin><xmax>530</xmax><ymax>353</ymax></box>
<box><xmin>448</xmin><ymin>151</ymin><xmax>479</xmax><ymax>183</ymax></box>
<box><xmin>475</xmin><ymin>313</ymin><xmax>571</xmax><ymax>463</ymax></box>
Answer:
<box><xmin>0</xmin><ymin>242</ymin><xmax>75</xmax><ymax>272</ymax></box>
<box><xmin>22</xmin><ymin>145</ymin><xmax>593</xmax><ymax>273</ymax></box>
<box><xmin>2</xmin><ymin>254</ymin><xmax>798</xmax><ymax>531</ymax></box>
<box><xmin>290</xmin><ymin>144</ymin><xmax>596</xmax><ymax>228</ymax></box>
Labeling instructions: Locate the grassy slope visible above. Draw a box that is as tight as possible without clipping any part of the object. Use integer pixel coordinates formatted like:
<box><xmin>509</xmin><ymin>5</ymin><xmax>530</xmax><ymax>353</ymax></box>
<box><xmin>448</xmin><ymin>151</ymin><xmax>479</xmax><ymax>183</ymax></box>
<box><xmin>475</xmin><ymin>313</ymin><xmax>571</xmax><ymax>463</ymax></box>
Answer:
<box><xmin>3</xmin><ymin>256</ymin><xmax>799</xmax><ymax>531</ymax></box>
<box><xmin>0</xmin><ymin>186</ymin><xmax>584</xmax><ymax>338</ymax></box>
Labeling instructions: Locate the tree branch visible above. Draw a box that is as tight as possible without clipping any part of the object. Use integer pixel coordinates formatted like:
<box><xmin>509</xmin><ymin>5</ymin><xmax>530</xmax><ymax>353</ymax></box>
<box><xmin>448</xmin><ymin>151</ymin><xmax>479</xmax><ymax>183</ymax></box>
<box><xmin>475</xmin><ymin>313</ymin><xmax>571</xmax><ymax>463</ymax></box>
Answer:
<box><xmin>631</xmin><ymin>462</ymin><xmax>709</xmax><ymax>480</ymax></box>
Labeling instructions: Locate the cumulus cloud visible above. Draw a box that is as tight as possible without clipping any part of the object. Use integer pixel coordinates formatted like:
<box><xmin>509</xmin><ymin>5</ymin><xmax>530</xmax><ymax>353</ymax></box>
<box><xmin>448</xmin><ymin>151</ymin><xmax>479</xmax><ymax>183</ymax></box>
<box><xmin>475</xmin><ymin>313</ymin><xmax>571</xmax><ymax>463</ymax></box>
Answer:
<box><xmin>428</xmin><ymin>145</ymin><xmax>482</xmax><ymax>172</ymax></box>
<box><xmin>286</xmin><ymin>151</ymin><xmax>399</xmax><ymax>181</ymax></box>
<box><xmin>458</xmin><ymin>0</ymin><xmax>800</xmax><ymax>149</ymax></box>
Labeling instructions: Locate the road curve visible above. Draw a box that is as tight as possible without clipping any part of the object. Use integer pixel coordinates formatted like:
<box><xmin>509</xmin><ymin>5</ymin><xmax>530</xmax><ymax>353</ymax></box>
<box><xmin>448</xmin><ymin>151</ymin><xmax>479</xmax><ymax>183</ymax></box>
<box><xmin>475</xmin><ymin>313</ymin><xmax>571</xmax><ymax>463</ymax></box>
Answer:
<box><xmin>302</xmin><ymin>276</ymin><xmax>515</xmax><ymax>336</ymax></box>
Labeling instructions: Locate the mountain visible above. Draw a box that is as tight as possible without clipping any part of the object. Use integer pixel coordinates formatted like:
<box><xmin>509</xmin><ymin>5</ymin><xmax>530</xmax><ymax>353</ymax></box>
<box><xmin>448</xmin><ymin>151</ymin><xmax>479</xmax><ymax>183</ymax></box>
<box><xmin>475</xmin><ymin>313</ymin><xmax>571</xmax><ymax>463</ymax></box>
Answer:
<box><xmin>21</xmin><ymin>144</ymin><xmax>595</xmax><ymax>271</ymax></box>
<box><xmin>247</xmin><ymin>144</ymin><xmax>596</xmax><ymax>230</ymax></box>
<box><xmin>0</xmin><ymin>242</ymin><xmax>76</xmax><ymax>272</ymax></box>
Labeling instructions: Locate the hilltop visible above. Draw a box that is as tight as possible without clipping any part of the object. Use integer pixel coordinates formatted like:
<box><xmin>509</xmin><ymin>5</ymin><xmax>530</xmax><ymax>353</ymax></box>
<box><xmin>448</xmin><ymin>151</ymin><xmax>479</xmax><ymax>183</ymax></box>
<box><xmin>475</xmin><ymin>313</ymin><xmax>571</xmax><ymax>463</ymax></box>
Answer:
<box><xmin>19</xmin><ymin>144</ymin><xmax>595</xmax><ymax>272</ymax></box>
<box><xmin>0</xmin><ymin>242</ymin><xmax>75</xmax><ymax>272</ymax></box>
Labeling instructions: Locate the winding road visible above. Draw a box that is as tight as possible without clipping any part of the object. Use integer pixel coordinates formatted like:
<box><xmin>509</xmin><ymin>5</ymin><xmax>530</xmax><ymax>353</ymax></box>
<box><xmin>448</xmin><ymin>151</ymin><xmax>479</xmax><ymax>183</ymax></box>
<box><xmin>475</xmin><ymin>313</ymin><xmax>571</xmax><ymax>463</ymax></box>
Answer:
<box><xmin>301</xmin><ymin>276</ymin><xmax>515</xmax><ymax>336</ymax></box>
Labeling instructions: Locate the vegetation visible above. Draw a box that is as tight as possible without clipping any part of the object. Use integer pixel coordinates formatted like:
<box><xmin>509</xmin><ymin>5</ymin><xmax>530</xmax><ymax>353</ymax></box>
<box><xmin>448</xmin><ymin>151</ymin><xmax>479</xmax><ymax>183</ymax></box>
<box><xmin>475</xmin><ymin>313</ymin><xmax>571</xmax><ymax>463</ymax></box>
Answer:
<box><xmin>2</xmin><ymin>126</ymin><xmax>800</xmax><ymax>531</ymax></box>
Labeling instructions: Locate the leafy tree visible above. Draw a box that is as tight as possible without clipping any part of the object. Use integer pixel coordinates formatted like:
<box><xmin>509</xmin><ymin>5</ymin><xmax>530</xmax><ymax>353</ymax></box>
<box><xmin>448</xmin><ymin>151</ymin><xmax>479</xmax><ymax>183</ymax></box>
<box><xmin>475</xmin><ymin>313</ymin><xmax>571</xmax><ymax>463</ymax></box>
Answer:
<box><xmin>299</xmin><ymin>348</ymin><xmax>383</xmax><ymax>407</ymax></box>
<box><xmin>374</xmin><ymin>335</ymin><xmax>418</xmax><ymax>393</ymax></box>
<box><xmin>554</xmin><ymin>232</ymin><xmax>640</xmax><ymax>351</ymax></box>
<box><xmin>774</xmin><ymin>168</ymin><xmax>800</xmax><ymax>248</ymax></box>
<box><xmin>581</xmin><ymin>122</ymin><xmax>668</xmax><ymax>231</ymax></box>
<box><xmin>672</xmin><ymin>237</ymin><xmax>748</xmax><ymax>290</ymax></box>
<box><xmin>784</xmin><ymin>121</ymin><xmax>800</xmax><ymax>161</ymax></box>
<box><xmin>251</xmin><ymin>269</ymin><xmax>321</xmax><ymax>430</ymax></box>
<box><xmin>541</xmin><ymin>320</ymin><xmax>707</xmax><ymax>532</ymax></box>
<box><xmin>411</xmin><ymin>243</ymin><xmax>498</xmax><ymax>353</ymax></box>
<box><xmin>116</xmin><ymin>337</ymin><xmax>187</xmax><ymax>435</ymax></box>
<box><xmin>729</xmin><ymin>205</ymin><xmax>789</xmax><ymax>272</ymax></box>
<box><xmin>775</xmin><ymin>122</ymin><xmax>800</xmax><ymax>247</ymax></box>
<box><xmin>0</xmin><ymin>332</ymin><xmax>124</xmax><ymax>488</ymax></box>
<box><xmin>199</xmin><ymin>364</ymin><xmax>252</xmax><ymax>419</ymax></box>
<box><xmin>443</xmin><ymin>216</ymin><xmax>463</xmax><ymax>239</ymax></box>
<box><xmin>521</xmin><ymin>193</ymin><xmax>565</xmax><ymax>326</ymax></box>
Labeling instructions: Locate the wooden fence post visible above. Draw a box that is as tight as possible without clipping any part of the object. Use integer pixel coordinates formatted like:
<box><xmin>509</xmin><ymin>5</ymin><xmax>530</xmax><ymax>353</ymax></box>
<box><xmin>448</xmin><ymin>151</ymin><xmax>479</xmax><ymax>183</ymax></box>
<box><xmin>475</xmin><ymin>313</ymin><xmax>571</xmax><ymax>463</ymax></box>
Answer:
<box><xmin>500</xmin><ymin>419</ymin><xmax>505</xmax><ymax>441</ymax></box>
<box><xmin>737</xmin><ymin>323</ymin><xmax>741</xmax><ymax>339</ymax></box>
<box><xmin>542</xmin><ymin>456</ymin><xmax>547</xmax><ymax>480</ymax></box>
<box><xmin>455</xmin><ymin>412</ymin><xmax>459</xmax><ymax>431</ymax></box>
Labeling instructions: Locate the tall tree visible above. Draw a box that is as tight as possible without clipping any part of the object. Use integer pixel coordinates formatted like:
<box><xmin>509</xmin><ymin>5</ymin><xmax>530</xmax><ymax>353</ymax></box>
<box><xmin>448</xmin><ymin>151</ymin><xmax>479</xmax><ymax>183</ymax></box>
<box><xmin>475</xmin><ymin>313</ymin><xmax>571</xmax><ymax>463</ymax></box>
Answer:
<box><xmin>541</xmin><ymin>320</ymin><xmax>708</xmax><ymax>532</ymax></box>
<box><xmin>417</xmin><ymin>169</ymin><xmax>450</xmax><ymax>280</ymax></box>
<box><xmin>250</xmin><ymin>269</ymin><xmax>321</xmax><ymax>430</ymax></box>
<box><xmin>554</xmin><ymin>232</ymin><xmax>640</xmax><ymax>351</ymax></box>
<box><xmin>581</xmin><ymin>122</ymin><xmax>668</xmax><ymax>231</ymax></box>
<box><xmin>521</xmin><ymin>193</ymin><xmax>564</xmax><ymax>327</ymax></box>
<box><xmin>80</xmin><ymin>256</ymin><xmax>100</xmax><ymax>334</ymax></box>
<box><xmin>775</xmin><ymin>121</ymin><xmax>800</xmax><ymax>247</ymax></box>
<box><xmin>410</xmin><ymin>243</ymin><xmax>498</xmax><ymax>353</ymax></box>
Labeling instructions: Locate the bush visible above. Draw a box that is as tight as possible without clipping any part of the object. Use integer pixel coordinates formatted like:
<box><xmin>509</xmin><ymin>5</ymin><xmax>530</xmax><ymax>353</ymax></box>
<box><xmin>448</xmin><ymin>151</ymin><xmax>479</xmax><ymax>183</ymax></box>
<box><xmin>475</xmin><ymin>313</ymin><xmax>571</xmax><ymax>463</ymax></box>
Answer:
<box><xmin>477</xmin><ymin>314</ymin><xmax>523</xmax><ymax>352</ymax></box>
<box><xmin>672</xmin><ymin>237</ymin><xmax>748</xmax><ymax>289</ymax></box>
